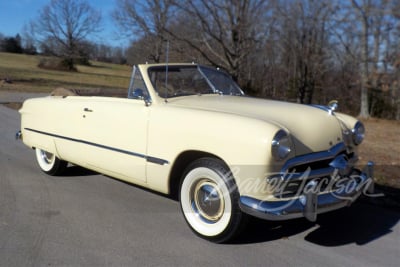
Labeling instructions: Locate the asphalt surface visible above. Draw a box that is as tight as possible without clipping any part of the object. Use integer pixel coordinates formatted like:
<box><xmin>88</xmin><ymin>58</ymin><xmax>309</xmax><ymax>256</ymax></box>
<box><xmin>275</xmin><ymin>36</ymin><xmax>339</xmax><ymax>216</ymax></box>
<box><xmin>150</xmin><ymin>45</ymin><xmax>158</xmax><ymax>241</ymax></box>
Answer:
<box><xmin>0</xmin><ymin>103</ymin><xmax>399</xmax><ymax>266</ymax></box>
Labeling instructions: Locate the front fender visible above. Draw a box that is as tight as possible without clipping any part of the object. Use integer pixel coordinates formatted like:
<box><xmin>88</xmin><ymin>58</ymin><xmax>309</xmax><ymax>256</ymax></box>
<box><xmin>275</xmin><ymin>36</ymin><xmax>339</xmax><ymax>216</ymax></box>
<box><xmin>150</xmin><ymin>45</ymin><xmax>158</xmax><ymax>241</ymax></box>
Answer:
<box><xmin>145</xmin><ymin>104</ymin><xmax>282</xmax><ymax>195</ymax></box>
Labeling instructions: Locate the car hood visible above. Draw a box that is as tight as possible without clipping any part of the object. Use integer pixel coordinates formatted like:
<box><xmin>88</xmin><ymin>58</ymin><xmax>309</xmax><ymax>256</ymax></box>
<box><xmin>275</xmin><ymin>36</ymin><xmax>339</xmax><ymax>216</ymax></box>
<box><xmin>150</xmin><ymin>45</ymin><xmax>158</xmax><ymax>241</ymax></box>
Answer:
<box><xmin>168</xmin><ymin>95</ymin><xmax>346</xmax><ymax>155</ymax></box>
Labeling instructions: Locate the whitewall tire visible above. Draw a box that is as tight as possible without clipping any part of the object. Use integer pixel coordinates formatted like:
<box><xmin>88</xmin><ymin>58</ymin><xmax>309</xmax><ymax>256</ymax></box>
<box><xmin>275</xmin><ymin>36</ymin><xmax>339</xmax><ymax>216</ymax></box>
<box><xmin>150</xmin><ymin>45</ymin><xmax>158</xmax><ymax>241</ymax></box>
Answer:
<box><xmin>180</xmin><ymin>158</ymin><xmax>245</xmax><ymax>243</ymax></box>
<box><xmin>35</xmin><ymin>148</ymin><xmax>67</xmax><ymax>176</ymax></box>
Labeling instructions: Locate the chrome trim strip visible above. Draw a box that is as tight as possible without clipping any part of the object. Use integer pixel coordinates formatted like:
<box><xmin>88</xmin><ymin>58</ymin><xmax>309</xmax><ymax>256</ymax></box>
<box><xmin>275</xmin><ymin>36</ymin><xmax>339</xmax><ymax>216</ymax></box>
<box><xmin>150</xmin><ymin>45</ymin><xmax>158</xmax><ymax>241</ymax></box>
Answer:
<box><xmin>281</xmin><ymin>142</ymin><xmax>346</xmax><ymax>172</ymax></box>
<box><xmin>24</xmin><ymin>128</ymin><xmax>169</xmax><ymax>165</ymax></box>
<box><xmin>310</xmin><ymin>104</ymin><xmax>331</xmax><ymax>112</ymax></box>
<box><xmin>146</xmin><ymin>156</ymin><xmax>169</xmax><ymax>165</ymax></box>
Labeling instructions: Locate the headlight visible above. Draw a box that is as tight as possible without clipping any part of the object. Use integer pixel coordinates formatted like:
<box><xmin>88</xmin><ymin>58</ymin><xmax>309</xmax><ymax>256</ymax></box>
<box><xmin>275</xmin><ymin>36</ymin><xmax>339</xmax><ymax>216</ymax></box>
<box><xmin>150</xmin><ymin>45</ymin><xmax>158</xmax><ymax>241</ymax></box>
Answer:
<box><xmin>272</xmin><ymin>130</ymin><xmax>292</xmax><ymax>161</ymax></box>
<box><xmin>352</xmin><ymin>121</ymin><xmax>365</xmax><ymax>145</ymax></box>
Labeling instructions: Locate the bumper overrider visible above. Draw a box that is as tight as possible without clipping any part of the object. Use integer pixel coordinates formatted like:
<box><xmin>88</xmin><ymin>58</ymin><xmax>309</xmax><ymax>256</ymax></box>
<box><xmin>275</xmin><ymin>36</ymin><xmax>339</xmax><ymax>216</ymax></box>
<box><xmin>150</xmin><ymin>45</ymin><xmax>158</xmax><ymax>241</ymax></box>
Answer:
<box><xmin>239</xmin><ymin>143</ymin><xmax>375</xmax><ymax>222</ymax></box>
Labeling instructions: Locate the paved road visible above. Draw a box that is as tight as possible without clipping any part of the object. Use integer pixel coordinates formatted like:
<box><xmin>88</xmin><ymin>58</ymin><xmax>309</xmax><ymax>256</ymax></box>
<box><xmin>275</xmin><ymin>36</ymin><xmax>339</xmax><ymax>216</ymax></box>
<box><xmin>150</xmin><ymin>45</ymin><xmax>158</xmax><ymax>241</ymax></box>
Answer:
<box><xmin>0</xmin><ymin>105</ymin><xmax>399</xmax><ymax>266</ymax></box>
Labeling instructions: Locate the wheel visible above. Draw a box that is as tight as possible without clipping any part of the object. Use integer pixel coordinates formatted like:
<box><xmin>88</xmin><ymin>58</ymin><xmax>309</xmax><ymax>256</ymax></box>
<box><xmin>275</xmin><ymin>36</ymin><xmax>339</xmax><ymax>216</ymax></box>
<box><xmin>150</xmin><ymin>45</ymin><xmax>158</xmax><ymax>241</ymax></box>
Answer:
<box><xmin>35</xmin><ymin>148</ymin><xmax>67</xmax><ymax>176</ymax></box>
<box><xmin>179</xmin><ymin>158</ymin><xmax>245</xmax><ymax>243</ymax></box>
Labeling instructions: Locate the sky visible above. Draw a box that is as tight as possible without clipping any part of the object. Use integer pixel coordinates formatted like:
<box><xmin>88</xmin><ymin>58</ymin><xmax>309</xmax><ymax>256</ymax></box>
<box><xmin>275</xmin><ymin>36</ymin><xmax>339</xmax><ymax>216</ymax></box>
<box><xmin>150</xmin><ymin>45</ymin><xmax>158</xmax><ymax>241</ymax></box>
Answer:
<box><xmin>0</xmin><ymin>0</ymin><xmax>129</xmax><ymax>47</ymax></box>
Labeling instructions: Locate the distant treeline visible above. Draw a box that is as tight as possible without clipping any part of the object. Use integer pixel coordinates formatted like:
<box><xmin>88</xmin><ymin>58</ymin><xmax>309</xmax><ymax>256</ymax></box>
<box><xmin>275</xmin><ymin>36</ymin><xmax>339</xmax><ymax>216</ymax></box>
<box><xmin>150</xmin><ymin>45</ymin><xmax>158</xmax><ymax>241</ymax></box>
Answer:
<box><xmin>0</xmin><ymin>33</ymin><xmax>126</xmax><ymax>65</ymax></box>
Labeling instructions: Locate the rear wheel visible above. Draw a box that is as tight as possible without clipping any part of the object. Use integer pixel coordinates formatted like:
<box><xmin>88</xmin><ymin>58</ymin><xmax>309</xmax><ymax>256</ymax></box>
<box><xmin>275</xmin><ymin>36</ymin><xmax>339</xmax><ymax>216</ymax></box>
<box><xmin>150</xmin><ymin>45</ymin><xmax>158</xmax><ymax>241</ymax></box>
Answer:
<box><xmin>35</xmin><ymin>148</ymin><xmax>67</xmax><ymax>176</ymax></box>
<box><xmin>180</xmin><ymin>158</ymin><xmax>245</xmax><ymax>243</ymax></box>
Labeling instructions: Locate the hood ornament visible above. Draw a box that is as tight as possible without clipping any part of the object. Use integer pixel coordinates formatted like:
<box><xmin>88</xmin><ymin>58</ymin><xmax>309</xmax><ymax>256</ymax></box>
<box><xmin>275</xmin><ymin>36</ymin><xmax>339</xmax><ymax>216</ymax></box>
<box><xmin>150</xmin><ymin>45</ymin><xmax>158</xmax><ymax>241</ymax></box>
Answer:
<box><xmin>327</xmin><ymin>100</ymin><xmax>338</xmax><ymax>115</ymax></box>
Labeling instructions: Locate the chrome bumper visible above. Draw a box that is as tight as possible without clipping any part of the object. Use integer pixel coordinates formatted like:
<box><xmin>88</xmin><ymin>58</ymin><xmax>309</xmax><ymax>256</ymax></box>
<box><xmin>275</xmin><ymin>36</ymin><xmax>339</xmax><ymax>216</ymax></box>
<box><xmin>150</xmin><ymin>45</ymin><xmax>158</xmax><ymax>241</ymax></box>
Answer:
<box><xmin>239</xmin><ymin>161</ymin><xmax>375</xmax><ymax>222</ymax></box>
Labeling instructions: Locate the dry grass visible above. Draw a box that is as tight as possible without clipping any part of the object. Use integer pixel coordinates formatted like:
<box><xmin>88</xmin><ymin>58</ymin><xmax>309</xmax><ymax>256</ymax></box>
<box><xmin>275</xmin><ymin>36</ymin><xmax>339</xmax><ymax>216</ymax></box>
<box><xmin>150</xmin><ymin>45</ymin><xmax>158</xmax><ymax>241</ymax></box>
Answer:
<box><xmin>0</xmin><ymin>52</ymin><xmax>131</xmax><ymax>92</ymax></box>
<box><xmin>358</xmin><ymin>118</ymin><xmax>400</xmax><ymax>188</ymax></box>
<box><xmin>3</xmin><ymin>102</ymin><xmax>22</xmax><ymax>110</ymax></box>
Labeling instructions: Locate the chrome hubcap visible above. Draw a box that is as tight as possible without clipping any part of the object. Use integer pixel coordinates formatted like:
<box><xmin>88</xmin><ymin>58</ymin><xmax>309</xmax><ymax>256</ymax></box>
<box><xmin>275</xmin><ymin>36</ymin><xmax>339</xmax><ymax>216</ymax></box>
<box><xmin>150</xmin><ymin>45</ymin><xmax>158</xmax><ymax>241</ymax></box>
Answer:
<box><xmin>40</xmin><ymin>150</ymin><xmax>54</xmax><ymax>164</ymax></box>
<box><xmin>191</xmin><ymin>179</ymin><xmax>224</xmax><ymax>222</ymax></box>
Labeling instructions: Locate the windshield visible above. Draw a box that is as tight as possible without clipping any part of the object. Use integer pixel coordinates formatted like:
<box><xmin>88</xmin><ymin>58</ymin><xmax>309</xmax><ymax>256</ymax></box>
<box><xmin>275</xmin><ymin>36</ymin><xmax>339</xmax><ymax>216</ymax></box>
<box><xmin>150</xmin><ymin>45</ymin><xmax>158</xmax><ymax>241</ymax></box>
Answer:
<box><xmin>148</xmin><ymin>65</ymin><xmax>244</xmax><ymax>98</ymax></box>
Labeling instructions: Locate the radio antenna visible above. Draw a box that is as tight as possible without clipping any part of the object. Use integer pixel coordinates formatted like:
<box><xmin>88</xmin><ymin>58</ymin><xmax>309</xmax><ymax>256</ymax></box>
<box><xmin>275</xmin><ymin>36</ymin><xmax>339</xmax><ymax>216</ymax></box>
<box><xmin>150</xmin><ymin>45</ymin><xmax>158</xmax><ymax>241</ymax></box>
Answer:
<box><xmin>164</xmin><ymin>40</ymin><xmax>169</xmax><ymax>103</ymax></box>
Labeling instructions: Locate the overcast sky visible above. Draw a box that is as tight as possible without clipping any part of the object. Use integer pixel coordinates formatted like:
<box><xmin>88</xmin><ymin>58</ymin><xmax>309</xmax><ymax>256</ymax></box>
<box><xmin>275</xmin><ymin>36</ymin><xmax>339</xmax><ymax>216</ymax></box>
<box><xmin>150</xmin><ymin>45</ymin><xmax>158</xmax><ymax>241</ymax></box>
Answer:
<box><xmin>0</xmin><ymin>0</ymin><xmax>129</xmax><ymax>47</ymax></box>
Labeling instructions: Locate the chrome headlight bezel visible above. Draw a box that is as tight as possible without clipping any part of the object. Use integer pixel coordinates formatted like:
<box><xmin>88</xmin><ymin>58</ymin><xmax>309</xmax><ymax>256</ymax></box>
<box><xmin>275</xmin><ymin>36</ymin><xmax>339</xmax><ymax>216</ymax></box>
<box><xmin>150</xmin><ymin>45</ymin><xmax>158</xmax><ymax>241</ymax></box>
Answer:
<box><xmin>271</xmin><ymin>130</ymin><xmax>292</xmax><ymax>161</ymax></box>
<box><xmin>352</xmin><ymin>121</ymin><xmax>365</xmax><ymax>145</ymax></box>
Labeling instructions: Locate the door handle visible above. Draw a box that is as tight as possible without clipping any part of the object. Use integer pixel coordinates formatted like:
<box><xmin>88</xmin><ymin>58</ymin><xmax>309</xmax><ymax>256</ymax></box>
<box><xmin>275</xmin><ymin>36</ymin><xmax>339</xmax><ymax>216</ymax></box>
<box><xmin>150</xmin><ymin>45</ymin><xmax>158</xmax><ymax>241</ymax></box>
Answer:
<box><xmin>84</xmin><ymin>108</ymin><xmax>93</xmax><ymax>112</ymax></box>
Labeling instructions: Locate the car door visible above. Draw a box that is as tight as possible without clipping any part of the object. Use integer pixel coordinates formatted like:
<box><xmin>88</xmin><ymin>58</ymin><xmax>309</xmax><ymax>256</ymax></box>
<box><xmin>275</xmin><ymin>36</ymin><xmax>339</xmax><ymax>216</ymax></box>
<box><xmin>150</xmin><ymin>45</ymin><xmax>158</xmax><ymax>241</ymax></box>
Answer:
<box><xmin>79</xmin><ymin>97</ymin><xmax>150</xmax><ymax>183</ymax></box>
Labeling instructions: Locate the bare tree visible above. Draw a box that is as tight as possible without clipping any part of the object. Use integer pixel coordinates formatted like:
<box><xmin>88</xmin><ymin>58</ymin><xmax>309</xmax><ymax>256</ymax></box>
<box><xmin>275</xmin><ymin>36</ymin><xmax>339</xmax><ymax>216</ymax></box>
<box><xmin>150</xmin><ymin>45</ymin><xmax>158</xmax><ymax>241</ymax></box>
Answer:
<box><xmin>21</xmin><ymin>24</ymin><xmax>38</xmax><ymax>55</ymax></box>
<box><xmin>391</xmin><ymin>1</ymin><xmax>400</xmax><ymax>119</ymax></box>
<box><xmin>350</xmin><ymin>0</ymin><xmax>373</xmax><ymax>118</ymax></box>
<box><xmin>112</xmin><ymin>0</ymin><xmax>174</xmax><ymax>63</ymax></box>
<box><xmin>167</xmin><ymin>0</ymin><xmax>269</xmax><ymax>84</ymax></box>
<box><xmin>31</xmin><ymin>0</ymin><xmax>101</xmax><ymax>70</ymax></box>
<box><xmin>109</xmin><ymin>0</ymin><xmax>399</xmax><ymax>120</ymax></box>
<box><xmin>271</xmin><ymin>0</ymin><xmax>334</xmax><ymax>104</ymax></box>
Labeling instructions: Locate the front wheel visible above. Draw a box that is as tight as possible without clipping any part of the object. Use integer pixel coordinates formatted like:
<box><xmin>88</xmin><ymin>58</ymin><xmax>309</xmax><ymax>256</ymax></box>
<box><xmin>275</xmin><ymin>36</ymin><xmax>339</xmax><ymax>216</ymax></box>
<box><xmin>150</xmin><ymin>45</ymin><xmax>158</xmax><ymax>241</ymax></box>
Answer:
<box><xmin>179</xmin><ymin>158</ymin><xmax>245</xmax><ymax>243</ymax></box>
<box><xmin>35</xmin><ymin>148</ymin><xmax>67</xmax><ymax>176</ymax></box>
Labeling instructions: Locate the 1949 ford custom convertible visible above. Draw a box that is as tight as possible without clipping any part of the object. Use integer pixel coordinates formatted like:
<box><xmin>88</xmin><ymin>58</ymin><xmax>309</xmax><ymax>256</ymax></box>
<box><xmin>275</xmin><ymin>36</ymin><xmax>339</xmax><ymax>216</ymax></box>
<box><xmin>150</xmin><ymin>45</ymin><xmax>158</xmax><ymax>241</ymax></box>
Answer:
<box><xmin>17</xmin><ymin>63</ymin><xmax>374</xmax><ymax>242</ymax></box>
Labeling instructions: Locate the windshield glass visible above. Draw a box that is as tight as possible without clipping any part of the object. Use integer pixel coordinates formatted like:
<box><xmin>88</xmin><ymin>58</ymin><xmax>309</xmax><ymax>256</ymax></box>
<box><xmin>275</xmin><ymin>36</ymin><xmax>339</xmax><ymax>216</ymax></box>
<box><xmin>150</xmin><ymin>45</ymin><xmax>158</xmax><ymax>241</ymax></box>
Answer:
<box><xmin>199</xmin><ymin>66</ymin><xmax>243</xmax><ymax>96</ymax></box>
<box><xmin>148</xmin><ymin>65</ymin><xmax>244</xmax><ymax>98</ymax></box>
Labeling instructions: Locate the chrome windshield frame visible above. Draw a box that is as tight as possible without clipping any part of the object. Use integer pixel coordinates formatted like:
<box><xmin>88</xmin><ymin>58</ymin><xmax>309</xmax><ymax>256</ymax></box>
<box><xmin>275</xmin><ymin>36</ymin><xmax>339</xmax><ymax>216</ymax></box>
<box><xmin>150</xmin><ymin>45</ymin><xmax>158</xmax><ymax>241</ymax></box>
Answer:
<box><xmin>198</xmin><ymin>65</ymin><xmax>245</xmax><ymax>96</ymax></box>
<box><xmin>147</xmin><ymin>64</ymin><xmax>244</xmax><ymax>99</ymax></box>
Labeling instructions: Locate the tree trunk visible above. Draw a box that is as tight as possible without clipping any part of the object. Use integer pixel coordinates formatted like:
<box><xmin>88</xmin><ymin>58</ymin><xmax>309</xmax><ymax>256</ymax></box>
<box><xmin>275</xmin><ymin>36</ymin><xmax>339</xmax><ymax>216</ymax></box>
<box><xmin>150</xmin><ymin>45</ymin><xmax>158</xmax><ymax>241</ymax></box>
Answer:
<box><xmin>359</xmin><ymin>6</ymin><xmax>370</xmax><ymax>118</ymax></box>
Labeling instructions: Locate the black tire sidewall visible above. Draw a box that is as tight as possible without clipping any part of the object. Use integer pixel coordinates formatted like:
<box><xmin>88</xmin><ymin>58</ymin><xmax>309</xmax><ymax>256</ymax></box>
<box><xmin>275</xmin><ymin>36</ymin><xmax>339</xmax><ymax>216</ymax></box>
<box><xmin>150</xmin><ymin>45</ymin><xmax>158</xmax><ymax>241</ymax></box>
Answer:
<box><xmin>35</xmin><ymin>148</ymin><xmax>67</xmax><ymax>176</ymax></box>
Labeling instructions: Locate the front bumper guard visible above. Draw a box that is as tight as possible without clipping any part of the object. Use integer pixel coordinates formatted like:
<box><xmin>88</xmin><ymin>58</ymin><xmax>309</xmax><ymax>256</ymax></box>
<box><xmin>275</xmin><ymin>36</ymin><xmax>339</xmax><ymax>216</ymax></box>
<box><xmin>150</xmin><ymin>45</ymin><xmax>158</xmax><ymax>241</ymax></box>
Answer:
<box><xmin>239</xmin><ymin>161</ymin><xmax>375</xmax><ymax>222</ymax></box>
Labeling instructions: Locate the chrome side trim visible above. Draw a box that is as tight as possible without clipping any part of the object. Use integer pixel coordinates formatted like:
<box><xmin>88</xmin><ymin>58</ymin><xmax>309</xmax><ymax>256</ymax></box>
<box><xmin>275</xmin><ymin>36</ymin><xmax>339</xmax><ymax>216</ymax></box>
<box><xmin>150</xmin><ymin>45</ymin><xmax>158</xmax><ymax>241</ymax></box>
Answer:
<box><xmin>24</xmin><ymin>128</ymin><xmax>169</xmax><ymax>165</ymax></box>
<box><xmin>146</xmin><ymin>156</ymin><xmax>169</xmax><ymax>165</ymax></box>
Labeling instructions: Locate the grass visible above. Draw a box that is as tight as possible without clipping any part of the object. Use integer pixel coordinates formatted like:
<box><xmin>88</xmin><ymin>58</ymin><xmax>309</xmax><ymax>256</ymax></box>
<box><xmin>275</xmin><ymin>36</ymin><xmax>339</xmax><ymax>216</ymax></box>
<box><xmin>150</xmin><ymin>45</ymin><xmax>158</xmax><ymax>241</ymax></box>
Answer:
<box><xmin>1</xmin><ymin>52</ymin><xmax>399</xmax><ymax>190</ymax></box>
<box><xmin>358</xmin><ymin>118</ymin><xmax>400</xmax><ymax>189</ymax></box>
<box><xmin>0</xmin><ymin>52</ymin><xmax>131</xmax><ymax>92</ymax></box>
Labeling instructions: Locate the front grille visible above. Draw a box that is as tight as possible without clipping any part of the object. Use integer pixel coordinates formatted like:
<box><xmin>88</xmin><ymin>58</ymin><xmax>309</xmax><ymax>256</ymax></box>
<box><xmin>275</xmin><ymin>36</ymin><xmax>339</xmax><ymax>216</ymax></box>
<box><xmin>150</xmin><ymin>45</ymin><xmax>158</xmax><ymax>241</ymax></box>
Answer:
<box><xmin>288</xmin><ymin>158</ymin><xmax>333</xmax><ymax>173</ymax></box>
<box><xmin>288</xmin><ymin>152</ymin><xmax>355</xmax><ymax>173</ymax></box>
<box><xmin>269</xmin><ymin>143</ymin><xmax>357</xmax><ymax>199</ymax></box>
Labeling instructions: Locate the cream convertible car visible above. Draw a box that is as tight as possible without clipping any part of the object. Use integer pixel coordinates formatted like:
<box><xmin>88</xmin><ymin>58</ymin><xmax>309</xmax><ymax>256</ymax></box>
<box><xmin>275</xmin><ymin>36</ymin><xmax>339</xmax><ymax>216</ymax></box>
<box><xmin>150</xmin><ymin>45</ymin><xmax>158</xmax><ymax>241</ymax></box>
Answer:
<box><xmin>17</xmin><ymin>63</ymin><xmax>374</xmax><ymax>242</ymax></box>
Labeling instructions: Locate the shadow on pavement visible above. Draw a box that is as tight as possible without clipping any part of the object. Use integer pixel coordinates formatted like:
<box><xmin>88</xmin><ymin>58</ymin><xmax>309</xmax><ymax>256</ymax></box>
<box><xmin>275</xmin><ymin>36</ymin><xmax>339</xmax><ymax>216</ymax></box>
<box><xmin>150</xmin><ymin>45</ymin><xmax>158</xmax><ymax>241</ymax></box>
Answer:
<box><xmin>60</xmin><ymin>165</ymin><xmax>98</xmax><ymax>177</ymax></box>
<box><xmin>233</xmin><ymin>200</ymin><xmax>400</xmax><ymax>245</ymax></box>
<box><xmin>232</xmin><ymin>215</ymin><xmax>314</xmax><ymax>244</ymax></box>
<box><xmin>305</xmin><ymin>201</ymin><xmax>400</xmax><ymax>246</ymax></box>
